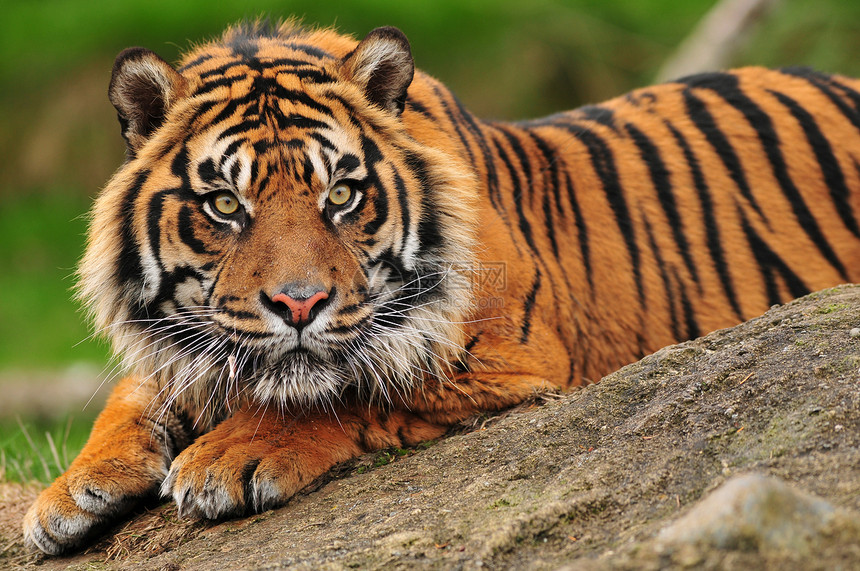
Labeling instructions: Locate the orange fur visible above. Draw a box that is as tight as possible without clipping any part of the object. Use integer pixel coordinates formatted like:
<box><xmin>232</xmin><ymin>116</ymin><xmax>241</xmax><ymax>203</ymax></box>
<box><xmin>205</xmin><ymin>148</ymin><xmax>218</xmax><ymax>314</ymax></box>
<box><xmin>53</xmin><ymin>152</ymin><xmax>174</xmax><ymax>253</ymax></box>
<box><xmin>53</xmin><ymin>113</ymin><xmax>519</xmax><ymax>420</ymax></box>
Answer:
<box><xmin>24</xmin><ymin>21</ymin><xmax>860</xmax><ymax>554</ymax></box>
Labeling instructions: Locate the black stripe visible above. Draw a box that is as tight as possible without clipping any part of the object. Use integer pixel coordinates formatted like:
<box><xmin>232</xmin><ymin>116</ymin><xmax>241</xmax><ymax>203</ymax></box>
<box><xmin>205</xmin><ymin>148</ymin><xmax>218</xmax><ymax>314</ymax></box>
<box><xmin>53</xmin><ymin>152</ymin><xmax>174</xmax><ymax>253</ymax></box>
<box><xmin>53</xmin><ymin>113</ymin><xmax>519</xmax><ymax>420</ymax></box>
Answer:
<box><xmin>198</xmin><ymin>158</ymin><xmax>218</xmax><ymax>184</ymax></box>
<box><xmin>780</xmin><ymin>68</ymin><xmax>860</xmax><ymax>132</ymax></box>
<box><xmin>520</xmin><ymin>269</ymin><xmax>542</xmax><ymax>343</ymax></box>
<box><xmin>229</xmin><ymin>35</ymin><xmax>258</xmax><ymax>59</ymax></box>
<box><xmin>229</xmin><ymin>159</ymin><xmax>242</xmax><ymax>185</ymax></box>
<box><xmin>301</xmin><ymin>154</ymin><xmax>315</xmax><ymax>187</ymax></box>
<box><xmin>218</xmin><ymin>327</ymin><xmax>272</xmax><ymax>340</ymax></box>
<box><xmin>146</xmin><ymin>191</ymin><xmax>168</xmax><ymax>265</ymax></box>
<box><xmin>277</xmin><ymin>114</ymin><xmax>329</xmax><ymax>131</ymax></box>
<box><xmin>360</xmin><ymin>134</ymin><xmax>383</xmax><ymax>168</ymax></box>
<box><xmin>198</xmin><ymin>61</ymin><xmax>243</xmax><ymax>81</ymax></box>
<box><xmin>217</xmin><ymin>121</ymin><xmax>258</xmax><ymax>141</ymax></box>
<box><xmin>524</xmin><ymin>131</ymin><xmax>562</xmax><ymax>260</ymax></box>
<box><xmin>178</xmin><ymin>53</ymin><xmax>214</xmax><ymax>72</ymax></box>
<box><xmin>338</xmin><ymin>303</ymin><xmax>365</xmax><ymax>316</ymax></box>
<box><xmin>675</xmin><ymin>266</ymin><xmax>701</xmax><ymax>340</ymax></box>
<box><xmin>497</xmin><ymin>125</ymin><xmax>536</xmax><ymax>205</ymax></box>
<box><xmin>492</xmin><ymin>134</ymin><xmax>538</xmax><ymax>253</ymax></box>
<box><xmin>328</xmin><ymin>317</ymin><xmax>368</xmax><ymax>336</ymax></box>
<box><xmin>447</xmin><ymin>90</ymin><xmax>509</xmax><ymax>223</ymax></box>
<box><xmin>248</xmin><ymin>157</ymin><xmax>260</xmax><ymax>188</ymax></box>
<box><xmin>665</xmin><ymin>121</ymin><xmax>743</xmax><ymax>320</ymax></box>
<box><xmin>307</xmin><ymin>132</ymin><xmax>333</xmax><ymax>151</ymax></box>
<box><xmin>770</xmin><ymin>90</ymin><xmax>860</xmax><ymax>238</ymax></box>
<box><xmin>780</xmin><ymin>67</ymin><xmax>860</xmax><ymax>117</ymax></box>
<box><xmin>219</xmin><ymin>307</ymin><xmax>259</xmax><ymax>320</ymax></box>
<box><xmin>117</xmin><ymin>169</ymin><xmax>149</xmax><ymax>286</ymax></box>
<box><xmin>280</xmin><ymin>44</ymin><xmax>333</xmax><ymax>59</ymax></box>
<box><xmin>336</xmin><ymin>154</ymin><xmax>361</xmax><ymax>174</ymax></box>
<box><xmin>254</xmin><ymin>171</ymin><xmax>273</xmax><ymax>203</ymax></box>
<box><xmin>360</xmin><ymin>135</ymin><xmax>388</xmax><ymax>236</ymax></box>
<box><xmin>577</xmin><ymin>105</ymin><xmax>617</xmax><ymax>130</ymax></box>
<box><xmin>701</xmin><ymin>75</ymin><xmax>849</xmax><ymax>281</ymax></box>
<box><xmin>209</xmin><ymin>98</ymin><xmax>247</xmax><ymax>128</ymax></box>
<box><xmin>219</xmin><ymin>140</ymin><xmax>244</xmax><ymax>167</ymax></box>
<box><xmin>522</xmin><ymin>128</ymin><xmax>592</xmax><ymax>348</ymax></box>
<box><xmin>322</xmin><ymin>93</ymin><xmax>366</xmax><ymax>132</ymax></box>
<box><xmin>361</xmin><ymin>189</ymin><xmax>388</xmax><ymax>236</ymax></box>
<box><xmin>271</xmin><ymin>85</ymin><xmax>335</xmax><ymax>116</ymax></box>
<box><xmin>643</xmin><ymin>216</ymin><xmax>681</xmax><ymax>341</ymax></box>
<box><xmin>463</xmin><ymin>334</ymin><xmax>480</xmax><ymax>353</ymax></box>
<box><xmin>830</xmin><ymin>76</ymin><xmax>860</xmax><ymax>116</ymax></box>
<box><xmin>405</xmin><ymin>99</ymin><xmax>433</xmax><ymax>119</ymax></box>
<box><xmin>739</xmin><ymin>206</ymin><xmax>810</xmax><ymax>306</ymax></box>
<box><xmin>563</xmin><ymin>169</ymin><xmax>593</xmax><ymax>290</ymax></box>
<box><xmin>570</xmin><ymin>125</ymin><xmax>645</xmax><ymax>302</ymax></box>
<box><xmin>190</xmin><ymin>100</ymin><xmax>219</xmax><ymax>124</ymax></box>
<box><xmin>486</xmin><ymin>130</ymin><xmax>546</xmax><ymax>344</ymax></box>
<box><xmin>685</xmin><ymin>72</ymin><xmax>849</xmax><ymax>280</ymax></box>
<box><xmin>393</xmin><ymin>170</ymin><xmax>412</xmax><ymax>256</ymax></box>
<box><xmin>405</xmin><ymin>153</ymin><xmax>443</xmax><ymax>253</ymax></box>
<box><xmin>171</xmin><ymin>146</ymin><xmax>193</xmax><ymax>191</ymax></box>
<box><xmin>431</xmin><ymin>85</ymin><xmax>477</xmax><ymax>170</ymax></box>
<box><xmin>525</xmin><ymin>131</ymin><xmax>565</xmax><ymax>221</ymax></box>
<box><xmin>682</xmin><ymin>88</ymin><xmax>767</xmax><ymax>222</ymax></box>
<box><xmin>177</xmin><ymin>206</ymin><xmax>215</xmax><ymax>255</ymax></box>
<box><xmin>523</xmin><ymin>115</ymin><xmax>596</xmax><ymax>290</ymax></box>
<box><xmin>625</xmin><ymin>122</ymin><xmax>701</xmax><ymax>289</ymax></box>
<box><xmin>195</xmin><ymin>76</ymin><xmax>239</xmax><ymax>96</ymax></box>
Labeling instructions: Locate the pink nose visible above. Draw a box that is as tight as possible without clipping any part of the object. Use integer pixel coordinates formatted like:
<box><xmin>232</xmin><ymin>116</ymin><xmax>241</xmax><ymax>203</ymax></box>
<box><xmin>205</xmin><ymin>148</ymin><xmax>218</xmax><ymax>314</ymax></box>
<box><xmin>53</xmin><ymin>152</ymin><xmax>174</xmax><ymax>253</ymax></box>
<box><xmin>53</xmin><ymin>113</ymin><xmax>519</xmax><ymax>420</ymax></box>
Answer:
<box><xmin>271</xmin><ymin>290</ymin><xmax>329</xmax><ymax>326</ymax></box>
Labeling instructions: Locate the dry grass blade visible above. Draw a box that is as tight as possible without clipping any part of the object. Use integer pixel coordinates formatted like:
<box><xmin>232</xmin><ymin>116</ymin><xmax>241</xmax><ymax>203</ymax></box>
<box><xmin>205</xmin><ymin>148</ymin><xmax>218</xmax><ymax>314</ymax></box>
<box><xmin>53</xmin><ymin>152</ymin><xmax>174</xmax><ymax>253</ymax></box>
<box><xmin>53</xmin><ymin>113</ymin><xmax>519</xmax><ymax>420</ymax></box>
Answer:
<box><xmin>15</xmin><ymin>417</ymin><xmax>50</xmax><ymax>482</ymax></box>
<box><xmin>44</xmin><ymin>431</ymin><xmax>63</xmax><ymax>475</ymax></box>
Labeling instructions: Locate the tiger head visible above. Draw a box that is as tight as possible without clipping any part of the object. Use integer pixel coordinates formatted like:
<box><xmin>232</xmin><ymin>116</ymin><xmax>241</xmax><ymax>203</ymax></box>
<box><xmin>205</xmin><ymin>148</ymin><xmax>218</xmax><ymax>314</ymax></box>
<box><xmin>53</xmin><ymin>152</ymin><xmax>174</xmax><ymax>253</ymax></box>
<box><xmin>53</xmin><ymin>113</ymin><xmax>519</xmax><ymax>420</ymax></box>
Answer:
<box><xmin>79</xmin><ymin>22</ymin><xmax>477</xmax><ymax>422</ymax></box>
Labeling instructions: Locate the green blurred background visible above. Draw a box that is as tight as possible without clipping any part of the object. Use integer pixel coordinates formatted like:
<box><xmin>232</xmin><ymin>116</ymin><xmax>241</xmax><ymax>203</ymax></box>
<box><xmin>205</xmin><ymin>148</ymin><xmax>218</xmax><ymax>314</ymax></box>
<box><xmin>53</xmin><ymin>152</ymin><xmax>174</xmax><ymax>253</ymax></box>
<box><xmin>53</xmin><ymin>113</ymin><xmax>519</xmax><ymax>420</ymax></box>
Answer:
<box><xmin>2</xmin><ymin>0</ymin><xmax>859</xmax><ymax>482</ymax></box>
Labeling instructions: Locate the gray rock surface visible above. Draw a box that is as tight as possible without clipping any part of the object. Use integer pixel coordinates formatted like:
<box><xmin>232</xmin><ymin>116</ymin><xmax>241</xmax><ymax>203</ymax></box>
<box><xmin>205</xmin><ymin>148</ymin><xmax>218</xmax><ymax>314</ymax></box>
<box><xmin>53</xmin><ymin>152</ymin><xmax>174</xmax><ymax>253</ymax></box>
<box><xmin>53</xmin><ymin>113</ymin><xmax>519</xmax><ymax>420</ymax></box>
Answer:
<box><xmin>655</xmin><ymin>473</ymin><xmax>851</xmax><ymax>558</ymax></box>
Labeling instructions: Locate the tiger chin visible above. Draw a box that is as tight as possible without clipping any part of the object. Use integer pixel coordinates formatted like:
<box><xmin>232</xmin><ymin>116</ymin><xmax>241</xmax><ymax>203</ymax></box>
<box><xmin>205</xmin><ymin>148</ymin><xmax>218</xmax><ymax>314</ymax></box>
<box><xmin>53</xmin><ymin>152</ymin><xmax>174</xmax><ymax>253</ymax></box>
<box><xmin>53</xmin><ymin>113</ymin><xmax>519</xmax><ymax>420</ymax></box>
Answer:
<box><xmin>24</xmin><ymin>20</ymin><xmax>860</xmax><ymax>555</ymax></box>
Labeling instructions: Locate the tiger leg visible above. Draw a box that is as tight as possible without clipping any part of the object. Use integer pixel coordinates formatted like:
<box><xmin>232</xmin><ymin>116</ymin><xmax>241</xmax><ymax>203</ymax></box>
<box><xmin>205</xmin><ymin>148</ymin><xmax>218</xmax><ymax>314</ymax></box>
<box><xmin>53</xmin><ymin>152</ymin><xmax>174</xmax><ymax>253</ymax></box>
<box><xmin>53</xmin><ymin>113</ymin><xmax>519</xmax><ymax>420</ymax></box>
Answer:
<box><xmin>160</xmin><ymin>405</ymin><xmax>448</xmax><ymax>519</ymax></box>
<box><xmin>412</xmin><ymin>372</ymin><xmax>560</xmax><ymax>425</ymax></box>
<box><xmin>410</xmin><ymin>325</ymin><xmax>571</xmax><ymax>424</ymax></box>
<box><xmin>161</xmin><ymin>369</ymin><xmax>558</xmax><ymax>520</ymax></box>
<box><xmin>22</xmin><ymin>376</ymin><xmax>183</xmax><ymax>555</ymax></box>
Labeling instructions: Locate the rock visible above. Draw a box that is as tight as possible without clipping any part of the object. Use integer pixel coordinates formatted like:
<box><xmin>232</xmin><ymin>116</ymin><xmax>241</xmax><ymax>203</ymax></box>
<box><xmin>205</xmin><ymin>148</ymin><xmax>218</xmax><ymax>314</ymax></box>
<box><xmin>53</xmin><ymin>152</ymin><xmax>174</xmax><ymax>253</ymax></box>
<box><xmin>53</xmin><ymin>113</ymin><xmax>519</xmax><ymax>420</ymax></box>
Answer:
<box><xmin>2</xmin><ymin>286</ymin><xmax>860</xmax><ymax>570</ymax></box>
<box><xmin>655</xmin><ymin>473</ymin><xmax>844</xmax><ymax>554</ymax></box>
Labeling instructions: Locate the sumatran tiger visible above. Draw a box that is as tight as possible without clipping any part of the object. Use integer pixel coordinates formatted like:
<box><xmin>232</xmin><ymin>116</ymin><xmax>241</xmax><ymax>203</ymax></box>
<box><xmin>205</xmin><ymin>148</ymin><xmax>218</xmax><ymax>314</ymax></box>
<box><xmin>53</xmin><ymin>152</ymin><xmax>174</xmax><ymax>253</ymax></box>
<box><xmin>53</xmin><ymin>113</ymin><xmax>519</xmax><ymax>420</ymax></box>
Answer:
<box><xmin>23</xmin><ymin>20</ymin><xmax>860</xmax><ymax>554</ymax></box>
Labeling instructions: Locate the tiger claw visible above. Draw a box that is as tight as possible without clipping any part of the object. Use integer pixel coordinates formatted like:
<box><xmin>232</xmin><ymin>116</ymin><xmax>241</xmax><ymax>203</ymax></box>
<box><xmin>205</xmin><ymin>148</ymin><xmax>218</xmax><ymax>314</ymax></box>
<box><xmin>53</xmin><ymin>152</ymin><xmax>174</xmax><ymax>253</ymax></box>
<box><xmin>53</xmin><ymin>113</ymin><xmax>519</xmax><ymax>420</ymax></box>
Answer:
<box><xmin>22</xmin><ymin>497</ymin><xmax>101</xmax><ymax>556</ymax></box>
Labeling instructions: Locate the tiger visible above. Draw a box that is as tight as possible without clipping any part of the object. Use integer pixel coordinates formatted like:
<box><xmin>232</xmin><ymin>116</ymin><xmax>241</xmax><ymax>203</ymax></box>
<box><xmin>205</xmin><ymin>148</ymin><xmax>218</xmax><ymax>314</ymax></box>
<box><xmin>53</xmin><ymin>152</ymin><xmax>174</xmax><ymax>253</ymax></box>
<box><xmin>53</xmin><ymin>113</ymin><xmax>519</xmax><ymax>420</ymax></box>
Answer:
<box><xmin>23</xmin><ymin>20</ymin><xmax>860</xmax><ymax>555</ymax></box>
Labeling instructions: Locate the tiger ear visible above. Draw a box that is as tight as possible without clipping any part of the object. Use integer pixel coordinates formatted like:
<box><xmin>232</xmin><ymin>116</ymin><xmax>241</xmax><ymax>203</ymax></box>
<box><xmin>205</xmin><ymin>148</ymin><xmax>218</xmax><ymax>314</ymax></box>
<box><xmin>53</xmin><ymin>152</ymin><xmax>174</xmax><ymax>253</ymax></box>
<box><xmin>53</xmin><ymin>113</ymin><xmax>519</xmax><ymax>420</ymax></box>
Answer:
<box><xmin>109</xmin><ymin>47</ymin><xmax>187</xmax><ymax>155</ymax></box>
<box><xmin>341</xmin><ymin>27</ymin><xmax>414</xmax><ymax>115</ymax></box>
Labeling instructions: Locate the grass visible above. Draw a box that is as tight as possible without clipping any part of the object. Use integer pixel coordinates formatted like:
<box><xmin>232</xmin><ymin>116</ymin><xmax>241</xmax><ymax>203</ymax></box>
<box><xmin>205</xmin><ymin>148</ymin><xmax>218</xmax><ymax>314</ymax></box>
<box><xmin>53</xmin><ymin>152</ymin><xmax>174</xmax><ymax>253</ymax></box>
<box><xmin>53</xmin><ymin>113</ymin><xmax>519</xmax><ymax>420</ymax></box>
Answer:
<box><xmin>0</xmin><ymin>188</ymin><xmax>106</xmax><ymax>483</ymax></box>
<box><xmin>0</xmin><ymin>188</ymin><xmax>110</xmax><ymax>368</ymax></box>
<box><xmin>0</xmin><ymin>414</ymin><xmax>96</xmax><ymax>483</ymax></box>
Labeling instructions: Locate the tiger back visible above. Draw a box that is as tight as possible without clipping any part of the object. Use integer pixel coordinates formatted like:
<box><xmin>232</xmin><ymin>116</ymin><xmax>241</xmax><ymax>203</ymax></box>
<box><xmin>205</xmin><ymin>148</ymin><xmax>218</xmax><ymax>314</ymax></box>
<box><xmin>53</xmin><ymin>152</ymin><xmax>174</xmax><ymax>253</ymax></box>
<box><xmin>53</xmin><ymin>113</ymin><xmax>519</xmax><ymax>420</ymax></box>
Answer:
<box><xmin>23</xmin><ymin>21</ymin><xmax>860</xmax><ymax>555</ymax></box>
<box><xmin>456</xmin><ymin>66</ymin><xmax>860</xmax><ymax>382</ymax></box>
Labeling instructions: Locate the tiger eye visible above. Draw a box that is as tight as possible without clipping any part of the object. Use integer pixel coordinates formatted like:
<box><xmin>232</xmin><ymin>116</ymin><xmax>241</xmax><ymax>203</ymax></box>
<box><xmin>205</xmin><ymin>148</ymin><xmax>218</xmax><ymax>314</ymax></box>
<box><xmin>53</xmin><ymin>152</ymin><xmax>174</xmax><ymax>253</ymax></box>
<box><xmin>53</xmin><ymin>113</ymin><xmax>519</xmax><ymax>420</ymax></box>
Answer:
<box><xmin>328</xmin><ymin>183</ymin><xmax>352</xmax><ymax>206</ymax></box>
<box><xmin>213</xmin><ymin>192</ymin><xmax>239</xmax><ymax>215</ymax></box>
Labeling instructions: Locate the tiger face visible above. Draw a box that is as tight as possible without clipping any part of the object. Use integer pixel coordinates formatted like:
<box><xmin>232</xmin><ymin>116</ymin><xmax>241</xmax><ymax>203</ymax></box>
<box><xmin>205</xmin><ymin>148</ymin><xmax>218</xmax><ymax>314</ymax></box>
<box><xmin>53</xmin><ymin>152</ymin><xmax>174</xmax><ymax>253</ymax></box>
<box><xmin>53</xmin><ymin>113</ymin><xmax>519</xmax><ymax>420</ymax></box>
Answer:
<box><xmin>80</xmin><ymin>23</ymin><xmax>477</xmax><ymax>420</ymax></box>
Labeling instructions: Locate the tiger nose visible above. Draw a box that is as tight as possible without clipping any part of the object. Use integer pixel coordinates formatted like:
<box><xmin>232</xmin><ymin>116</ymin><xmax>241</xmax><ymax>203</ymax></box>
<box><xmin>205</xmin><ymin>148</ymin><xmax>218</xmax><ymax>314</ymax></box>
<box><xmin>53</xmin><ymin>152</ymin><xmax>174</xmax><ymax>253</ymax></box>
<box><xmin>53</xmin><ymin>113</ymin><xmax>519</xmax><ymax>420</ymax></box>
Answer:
<box><xmin>264</xmin><ymin>283</ymin><xmax>331</xmax><ymax>329</ymax></box>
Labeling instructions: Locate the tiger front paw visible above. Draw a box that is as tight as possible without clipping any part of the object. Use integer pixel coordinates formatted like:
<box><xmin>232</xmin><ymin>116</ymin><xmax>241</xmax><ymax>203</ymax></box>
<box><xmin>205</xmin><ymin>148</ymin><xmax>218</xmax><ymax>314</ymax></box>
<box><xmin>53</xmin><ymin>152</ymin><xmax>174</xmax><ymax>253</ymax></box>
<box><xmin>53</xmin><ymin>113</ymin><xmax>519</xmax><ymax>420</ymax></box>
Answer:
<box><xmin>23</xmin><ymin>460</ymin><xmax>164</xmax><ymax>555</ymax></box>
<box><xmin>162</xmin><ymin>435</ymin><xmax>304</xmax><ymax>519</ymax></box>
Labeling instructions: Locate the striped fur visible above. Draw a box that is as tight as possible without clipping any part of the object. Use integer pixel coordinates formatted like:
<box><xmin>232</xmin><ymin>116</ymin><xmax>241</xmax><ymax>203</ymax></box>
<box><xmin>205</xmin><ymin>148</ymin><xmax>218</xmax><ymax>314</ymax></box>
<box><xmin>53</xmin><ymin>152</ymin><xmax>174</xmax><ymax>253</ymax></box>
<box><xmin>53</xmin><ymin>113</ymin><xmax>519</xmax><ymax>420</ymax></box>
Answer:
<box><xmin>24</xmin><ymin>21</ymin><xmax>860</xmax><ymax>554</ymax></box>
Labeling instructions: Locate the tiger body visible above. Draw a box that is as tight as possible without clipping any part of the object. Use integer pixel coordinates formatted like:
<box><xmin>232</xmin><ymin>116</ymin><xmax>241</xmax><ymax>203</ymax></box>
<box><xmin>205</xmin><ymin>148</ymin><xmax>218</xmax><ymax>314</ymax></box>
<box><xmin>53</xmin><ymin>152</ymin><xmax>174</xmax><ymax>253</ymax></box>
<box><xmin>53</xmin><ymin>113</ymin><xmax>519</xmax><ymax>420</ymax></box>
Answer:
<box><xmin>411</xmin><ymin>68</ymin><xmax>860</xmax><ymax>387</ymax></box>
<box><xmin>24</xmin><ymin>21</ymin><xmax>860</xmax><ymax>554</ymax></box>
